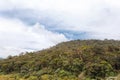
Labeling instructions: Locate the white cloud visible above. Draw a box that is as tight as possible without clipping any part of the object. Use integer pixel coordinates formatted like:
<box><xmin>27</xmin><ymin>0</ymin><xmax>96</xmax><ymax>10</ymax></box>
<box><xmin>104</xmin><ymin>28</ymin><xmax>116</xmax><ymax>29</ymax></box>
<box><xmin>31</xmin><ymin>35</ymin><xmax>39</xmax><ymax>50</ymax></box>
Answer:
<box><xmin>0</xmin><ymin>17</ymin><xmax>67</xmax><ymax>58</ymax></box>
<box><xmin>0</xmin><ymin>0</ymin><xmax>119</xmax><ymax>39</ymax></box>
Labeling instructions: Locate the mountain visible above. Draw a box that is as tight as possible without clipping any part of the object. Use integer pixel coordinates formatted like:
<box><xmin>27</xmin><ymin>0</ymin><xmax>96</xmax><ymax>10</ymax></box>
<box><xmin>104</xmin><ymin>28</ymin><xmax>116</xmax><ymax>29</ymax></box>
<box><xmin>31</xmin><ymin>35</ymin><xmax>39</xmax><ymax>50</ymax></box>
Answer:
<box><xmin>0</xmin><ymin>40</ymin><xmax>120</xmax><ymax>80</ymax></box>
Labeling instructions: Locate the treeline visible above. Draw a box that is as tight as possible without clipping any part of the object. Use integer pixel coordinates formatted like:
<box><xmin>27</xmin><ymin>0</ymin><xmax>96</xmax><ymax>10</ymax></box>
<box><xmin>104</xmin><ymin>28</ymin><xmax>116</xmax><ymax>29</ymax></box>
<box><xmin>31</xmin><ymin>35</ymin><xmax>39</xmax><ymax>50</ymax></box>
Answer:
<box><xmin>0</xmin><ymin>40</ymin><xmax>120</xmax><ymax>80</ymax></box>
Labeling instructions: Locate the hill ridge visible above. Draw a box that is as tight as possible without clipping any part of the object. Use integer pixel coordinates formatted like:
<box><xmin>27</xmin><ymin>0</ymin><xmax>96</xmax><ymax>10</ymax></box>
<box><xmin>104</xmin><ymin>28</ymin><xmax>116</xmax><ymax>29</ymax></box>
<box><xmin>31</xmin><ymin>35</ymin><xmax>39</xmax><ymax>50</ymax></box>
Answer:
<box><xmin>0</xmin><ymin>40</ymin><xmax>120</xmax><ymax>80</ymax></box>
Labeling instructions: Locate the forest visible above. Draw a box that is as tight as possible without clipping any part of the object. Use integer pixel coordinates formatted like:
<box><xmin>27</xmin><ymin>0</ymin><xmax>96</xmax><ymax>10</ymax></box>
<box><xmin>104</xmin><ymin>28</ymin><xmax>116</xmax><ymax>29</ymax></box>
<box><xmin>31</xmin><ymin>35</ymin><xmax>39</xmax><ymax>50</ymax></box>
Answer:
<box><xmin>0</xmin><ymin>40</ymin><xmax>120</xmax><ymax>80</ymax></box>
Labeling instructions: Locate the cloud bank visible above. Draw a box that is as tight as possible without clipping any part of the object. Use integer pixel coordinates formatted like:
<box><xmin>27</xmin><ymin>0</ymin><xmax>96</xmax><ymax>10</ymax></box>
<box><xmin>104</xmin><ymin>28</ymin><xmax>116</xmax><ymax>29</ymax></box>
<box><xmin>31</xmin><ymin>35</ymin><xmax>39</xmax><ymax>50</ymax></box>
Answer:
<box><xmin>0</xmin><ymin>17</ymin><xmax>67</xmax><ymax>58</ymax></box>
<box><xmin>0</xmin><ymin>0</ymin><xmax>120</xmax><ymax>38</ymax></box>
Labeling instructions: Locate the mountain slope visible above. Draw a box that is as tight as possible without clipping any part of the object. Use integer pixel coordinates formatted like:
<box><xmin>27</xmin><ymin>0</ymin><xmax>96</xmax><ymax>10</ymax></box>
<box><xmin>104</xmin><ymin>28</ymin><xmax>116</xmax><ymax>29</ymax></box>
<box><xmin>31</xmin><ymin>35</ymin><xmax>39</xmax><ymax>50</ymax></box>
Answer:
<box><xmin>0</xmin><ymin>40</ymin><xmax>120</xmax><ymax>80</ymax></box>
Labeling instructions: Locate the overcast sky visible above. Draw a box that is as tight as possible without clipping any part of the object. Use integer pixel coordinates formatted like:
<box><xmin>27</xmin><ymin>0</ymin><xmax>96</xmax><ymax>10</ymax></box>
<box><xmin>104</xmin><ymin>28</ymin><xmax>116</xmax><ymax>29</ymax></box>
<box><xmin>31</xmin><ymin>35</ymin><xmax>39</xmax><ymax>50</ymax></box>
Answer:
<box><xmin>0</xmin><ymin>0</ymin><xmax>120</xmax><ymax>58</ymax></box>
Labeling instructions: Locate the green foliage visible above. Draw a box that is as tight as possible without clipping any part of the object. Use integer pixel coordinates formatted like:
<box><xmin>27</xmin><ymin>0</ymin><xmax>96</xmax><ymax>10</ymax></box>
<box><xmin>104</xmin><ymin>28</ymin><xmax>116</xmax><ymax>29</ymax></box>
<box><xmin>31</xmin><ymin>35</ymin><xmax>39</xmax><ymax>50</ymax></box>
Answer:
<box><xmin>0</xmin><ymin>40</ymin><xmax>120</xmax><ymax>79</ymax></box>
<box><xmin>85</xmin><ymin>61</ymin><xmax>114</xmax><ymax>79</ymax></box>
<box><xmin>58</xmin><ymin>70</ymin><xmax>71</xmax><ymax>77</ymax></box>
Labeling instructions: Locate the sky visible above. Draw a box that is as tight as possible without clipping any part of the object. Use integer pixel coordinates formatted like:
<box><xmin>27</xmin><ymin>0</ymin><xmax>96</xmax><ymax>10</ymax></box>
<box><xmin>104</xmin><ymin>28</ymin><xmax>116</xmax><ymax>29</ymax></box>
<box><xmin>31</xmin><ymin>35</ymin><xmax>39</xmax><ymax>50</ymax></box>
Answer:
<box><xmin>0</xmin><ymin>0</ymin><xmax>120</xmax><ymax>58</ymax></box>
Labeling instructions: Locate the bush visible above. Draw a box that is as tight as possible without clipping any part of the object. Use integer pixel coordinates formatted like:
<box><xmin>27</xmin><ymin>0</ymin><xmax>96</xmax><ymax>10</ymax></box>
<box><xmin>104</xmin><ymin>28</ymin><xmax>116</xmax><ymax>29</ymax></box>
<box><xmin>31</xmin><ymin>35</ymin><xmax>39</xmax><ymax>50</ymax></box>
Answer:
<box><xmin>85</xmin><ymin>61</ymin><xmax>114</xmax><ymax>79</ymax></box>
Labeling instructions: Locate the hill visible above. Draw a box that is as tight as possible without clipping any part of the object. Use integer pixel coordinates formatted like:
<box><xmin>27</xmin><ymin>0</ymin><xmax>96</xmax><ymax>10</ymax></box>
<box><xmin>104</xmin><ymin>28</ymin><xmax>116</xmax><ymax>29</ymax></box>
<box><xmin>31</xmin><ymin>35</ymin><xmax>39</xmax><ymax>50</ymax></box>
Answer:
<box><xmin>0</xmin><ymin>40</ymin><xmax>120</xmax><ymax>80</ymax></box>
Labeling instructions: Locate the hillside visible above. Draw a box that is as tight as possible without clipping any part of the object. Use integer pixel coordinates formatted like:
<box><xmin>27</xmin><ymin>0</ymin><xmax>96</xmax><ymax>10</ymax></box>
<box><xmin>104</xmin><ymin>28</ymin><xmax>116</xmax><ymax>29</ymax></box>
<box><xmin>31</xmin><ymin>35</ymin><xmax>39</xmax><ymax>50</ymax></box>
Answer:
<box><xmin>0</xmin><ymin>40</ymin><xmax>120</xmax><ymax>80</ymax></box>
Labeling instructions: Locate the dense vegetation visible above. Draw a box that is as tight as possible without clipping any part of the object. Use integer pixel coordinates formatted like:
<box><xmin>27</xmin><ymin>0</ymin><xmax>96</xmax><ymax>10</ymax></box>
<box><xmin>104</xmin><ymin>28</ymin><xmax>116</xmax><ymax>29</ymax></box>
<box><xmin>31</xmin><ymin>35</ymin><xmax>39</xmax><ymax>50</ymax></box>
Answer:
<box><xmin>0</xmin><ymin>40</ymin><xmax>120</xmax><ymax>80</ymax></box>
